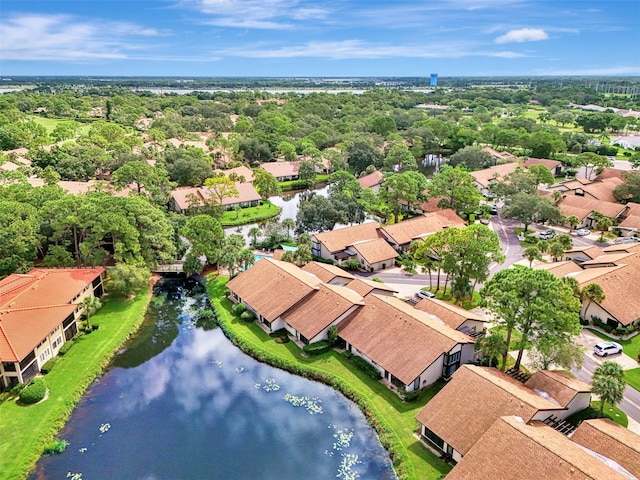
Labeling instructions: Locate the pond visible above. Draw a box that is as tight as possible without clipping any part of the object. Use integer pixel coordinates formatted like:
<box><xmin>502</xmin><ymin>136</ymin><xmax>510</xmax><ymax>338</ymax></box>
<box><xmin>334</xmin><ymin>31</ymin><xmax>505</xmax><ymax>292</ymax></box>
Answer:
<box><xmin>30</xmin><ymin>279</ymin><xmax>396</xmax><ymax>480</ymax></box>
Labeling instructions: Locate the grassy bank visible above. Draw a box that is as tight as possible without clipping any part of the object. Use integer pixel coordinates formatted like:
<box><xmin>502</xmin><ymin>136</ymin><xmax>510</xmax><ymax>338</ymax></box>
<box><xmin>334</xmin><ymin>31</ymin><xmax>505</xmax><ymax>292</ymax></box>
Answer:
<box><xmin>220</xmin><ymin>201</ymin><xmax>281</xmax><ymax>227</ymax></box>
<box><xmin>0</xmin><ymin>289</ymin><xmax>152</xmax><ymax>480</ymax></box>
<box><xmin>206</xmin><ymin>274</ymin><xmax>451</xmax><ymax>480</ymax></box>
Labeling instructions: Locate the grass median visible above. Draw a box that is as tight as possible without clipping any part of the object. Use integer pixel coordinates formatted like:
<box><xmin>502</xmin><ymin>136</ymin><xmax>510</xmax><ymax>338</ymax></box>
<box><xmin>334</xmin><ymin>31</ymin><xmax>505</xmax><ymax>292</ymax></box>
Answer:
<box><xmin>206</xmin><ymin>274</ymin><xmax>451</xmax><ymax>480</ymax></box>
<box><xmin>0</xmin><ymin>289</ymin><xmax>151</xmax><ymax>480</ymax></box>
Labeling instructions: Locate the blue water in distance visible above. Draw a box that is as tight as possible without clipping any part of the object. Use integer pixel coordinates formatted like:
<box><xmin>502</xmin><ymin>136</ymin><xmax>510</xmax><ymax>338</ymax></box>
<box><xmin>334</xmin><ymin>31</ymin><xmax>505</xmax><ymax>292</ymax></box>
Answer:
<box><xmin>30</xmin><ymin>279</ymin><xmax>396</xmax><ymax>480</ymax></box>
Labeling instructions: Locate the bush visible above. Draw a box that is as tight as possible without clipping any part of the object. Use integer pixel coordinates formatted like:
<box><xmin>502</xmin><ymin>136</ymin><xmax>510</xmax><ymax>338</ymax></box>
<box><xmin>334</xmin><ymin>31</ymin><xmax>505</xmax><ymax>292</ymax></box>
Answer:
<box><xmin>232</xmin><ymin>303</ymin><xmax>246</xmax><ymax>314</ymax></box>
<box><xmin>10</xmin><ymin>383</ymin><xmax>25</xmax><ymax>395</ymax></box>
<box><xmin>269</xmin><ymin>328</ymin><xmax>289</xmax><ymax>338</ymax></box>
<box><xmin>43</xmin><ymin>439</ymin><xmax>69</xmax><ymax>455</ymax></box>
<box><xmin>302</xmin><ymin>340</ymin><xmax>332</xmax><ymax>356</ymax></box>
<box><xmin>240</xmin><ymin>310</ymin><xmax>255</xmax><ymax>321</ymax></box>
<box><xmin>57</xmin><ymin>341</ymin><xmax>74</xmax><ymax>356</ymax></box>
<box><xmin>311</xmin><ymin>255</ymin><xmax>335</xmax><ymax>265</ymax></box>
<box><xmin>275</xmin><ymin>336</ymin><xmax>290</xmax><ymax>344</ymax></box>
<box><xmin>341</xmin><ymin>259</ymin><xmax>361</xmax><ymax>271</ymax></box>
<box><xmin>342</xmin><ymin>351</ymin><xmax>382</xmax><ymax>380</ymax></box>
<box><xmin>403</xmin><ymin>390</ymin><xmax>421</xmax><ymax>403</ymax></box>
<box><xmin>40</xmin><ymin>358</ymin><xmax>58</xmax><ymax>375</ymax></box>
<box><xmin>19</xmin><ymin>378</ymin><xmax>47</xmax><ymax>405</ymax></box>
<box><xmin>327</xmin><ymin>325</ymin><xmax>339</xmax><ymax>346</ymax></box>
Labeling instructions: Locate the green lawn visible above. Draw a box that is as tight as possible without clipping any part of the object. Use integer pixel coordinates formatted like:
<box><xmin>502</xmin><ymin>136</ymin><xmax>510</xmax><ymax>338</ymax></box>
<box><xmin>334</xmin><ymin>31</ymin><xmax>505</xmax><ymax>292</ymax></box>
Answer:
<box><xmin>0</xmin><ymin>290</ymin><xmax>151</xmax><ymax>480</ymax></box>
<box><xmin>28</xmin><ymin>115</ymin><xmax>91</xmax><ymax>136</ymax></box>
<box><xmin>566</xmin><ymin>401</ymin><xmax>628</xmax><ymax>428</ymax></box>
<box><xmin>489</xmin><ymin>325</ymin><xmax>533</xmax><ymax>351</ymax></box>
<box><xmin>624</xmin><ymin>368</ymin><xmax>640</xmax><ymax>393</ymax></box>
<box><xmin>219</xmin><ymin>201</ymin><xmax>281</xmax><ymax>226</ymax></box>
<box><xmin>206</xmin><ymin>275</ymin><xmax>451</xmax><ymax>480</ymax></box>
<box><xmin>421</xmin><ymin>287</ymin><xmax>481</xmax><ymax>310</ymax></box>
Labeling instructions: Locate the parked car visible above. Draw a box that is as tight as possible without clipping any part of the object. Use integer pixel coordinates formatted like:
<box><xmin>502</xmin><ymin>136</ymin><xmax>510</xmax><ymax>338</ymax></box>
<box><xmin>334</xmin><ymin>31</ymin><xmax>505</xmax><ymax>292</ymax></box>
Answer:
<box><xmin>538</xmin><ymin>230</ymin><xmax>555</xmax><ymax>240</ymax></box>
<box><xmin>416</xmin><ymin>290</ymin><xmax>436</xmax><ymax>299</ymax></box>
<box><xmin>576</xmin><ymin>229</ymin><xmax>591</xmax><ymax>236</ymax></box>
<box><xmin>614</xmin><ymin>237</ymin><xmax>636</xmax><ymax>244</ymax></box>
<box><xmin>593</xmin><ymin>341</ymin><xmax>623</xmax><ymax>357</ymax></box>
<box><xmin>489</xmin><ymin>204</ymin><xmax>499</xmax><ymax>215</ymax></box>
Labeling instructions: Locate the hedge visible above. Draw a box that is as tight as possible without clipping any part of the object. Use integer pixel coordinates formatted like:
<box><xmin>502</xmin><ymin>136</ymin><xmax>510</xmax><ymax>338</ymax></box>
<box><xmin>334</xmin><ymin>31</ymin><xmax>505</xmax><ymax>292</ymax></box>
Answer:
<box><xmin>19</xmin><ymin>378</ymin><xmax>47</xmax><ymax>405</ymax></box>
<box><xmin>302</xmin><ymin>340</ymin><xmax>332</xmax><ymax>356</ymax></box>
<box><xmin>40</xmin><ymin>358</ymin><xmax>58</xmax><ymax>375</ymax></box>
<box><xmin>342</xmin><ymin>351</ymin><xmax>382</xmax><ymax>380</ymax></box>
<box><xmin>57</xmin><ymin>341</ymin><xmax>74</xmax><ymax>356</ymax></box>
<box><xmin>209</xmin><ymin>280</ymin><xmax>415</xmax><ymax>480</ymax></box>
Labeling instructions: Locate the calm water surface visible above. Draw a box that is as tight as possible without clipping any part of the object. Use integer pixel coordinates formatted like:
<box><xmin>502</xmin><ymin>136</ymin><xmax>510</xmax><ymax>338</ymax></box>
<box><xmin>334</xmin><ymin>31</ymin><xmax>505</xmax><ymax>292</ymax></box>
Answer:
<box><xmin>30</xmin><ymin>279</ymin><xmax>396</xmax><ymax>480</ymax></box>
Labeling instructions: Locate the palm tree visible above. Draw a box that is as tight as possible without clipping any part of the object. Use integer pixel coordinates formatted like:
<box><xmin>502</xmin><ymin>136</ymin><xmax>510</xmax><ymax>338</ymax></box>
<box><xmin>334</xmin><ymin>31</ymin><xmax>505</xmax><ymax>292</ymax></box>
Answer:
<box><xmin>594</xmin><ymin>214</ymin><xmax>613</xmax><ymax>242</ymax></box>
<box><xmin>479</xmin><ymin>333</ymin><xmax>507</xmax><ymax>368</ymax></box>
<box><xmin>566</xmin><ymin>215</ymin><xmax>580</xmax><ymax>232</ymax></box>
<box><xmin>552</xmin><ymin>190</ymin><xmax>564</xmax><ymax>204</ymax></box>
<box><xmin>592</xmin><ymin>361</ymin><xmax>625</xmax><ymax>418</ymax></box>
<box><xmin>549</xmin><ymin>242</ymin><xmax>565</xmax><ymax>262</ymax></box>
<box><xmin>281</xmin><ymin>218</ymin><xmax>296</xmax><ymax>241</ymax></box>
<box><xmin>522</xmin><ymin>246</ymin><xmax>542</xmax><ymax>267</ymax></box>
<box><xmin>79</xmin><ymin>296</ymin><xmax>102</xmax><ymax>330</ymax></box>
<box><xmin>248</xmin><ymin>227</ymin><xmax>261</xmax><ymax>247</ymax></box>
<box><xmin>554</xmin><ymin>233</ymin><xmax>573</xmax><ymax>251</ymax></box>
<box><xmin>581</xmin><ymin>283</ymin><xmax>605</xmax><ymax>320</ymax></box>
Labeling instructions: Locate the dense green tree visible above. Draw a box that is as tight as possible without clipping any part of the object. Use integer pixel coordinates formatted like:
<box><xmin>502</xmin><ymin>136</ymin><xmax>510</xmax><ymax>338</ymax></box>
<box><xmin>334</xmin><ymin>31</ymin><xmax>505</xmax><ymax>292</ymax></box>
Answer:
<box><xmin>298</xmin><ymin>159</ymin><xmax>317</xmax><ymax>187</ymax></box>
<box><xmin>111</xmin><ymin>161</ymin><xmax>173</xmax><ymax>202</ymax></box>
<box><xmin>347</xmin><ymin>140</ymin><xmax>383</xmax><ymax>174</ymax></box>
<box><xmin>0</xmin><ymin>200</ymin><xmax>40</xmax><ymax>276</ymax></box>
<box><xmin>577</xmin><ymin>152</ymin><xmax>611</xmax><ymax>180</ymax></box>
<box><xmin>162</xmin><ymin>146</ymin><xmax>214</xmax><ymax>186</ymax></box>
<box><xmin>522</xmin><ymin>246</ymin><xmax>542</xmax><ymax>267</ymax></box>
<box><xmin>181</xmin><ymin>214</ymin><xmax>225</xmax><ymax>265</ymax></box>
<box><xmin>370</xmin><ymin>116</ymin><xmax>397</xmax><ymax>136</ymax></box>
<box><xmin>527</xmin><ymin>130</ymin><xmax>566</xmax><ymax>158</ymax></box>
<box><xmin>296</xmin><ymin>194</ymin><xmax>346</xmax><ymax>233</ymax></box>
<box><xmin>252</xmin><ymin>167</ymin><xmax>281</xmax><ymax>199</ymax></box>
<box><xmin>449</xmin><ymin>146</ymin><xmax>493</xmax><ymax>170</ymax></box>
<box><xmin>428</xmin><ymin>165</ymin><xmax>482</xmax><ymax>214</ymax></box>
<box><xmin>501</xmin><ymin>192</ymin><xmax>563</xmax><ymax>231</ymax></box>
<box><xmin>528</xmin><ymin>335</ymin><xmax>584</xmax><ymax>370</ymax></box>
<box><xmin>613</xmin><ymin>171</ymin><xmax>640</xmax><ymax>203</ymax></box>
<box><xmin>383</xmin><ymin>142</ymin><xmax>418</xmax><ymax>172</ymax></box>
<box><xmin>381</xmin><ymin>171</ymin><xmax>428</xmax><ymax>223</ymax></box>
<box><xmin>106</xmin><ymin>263</ymin><xmax>151</xmax><ymax>298</ymax></box>
<box><xmin>238</xmin><ymin>137</ymin><xmax>272</xmax><ymax>163</ymax></box>
<box><xmin>480</xmin><ymin>268</ymin><xmax>581</xmax><ymax>371</ymax></box>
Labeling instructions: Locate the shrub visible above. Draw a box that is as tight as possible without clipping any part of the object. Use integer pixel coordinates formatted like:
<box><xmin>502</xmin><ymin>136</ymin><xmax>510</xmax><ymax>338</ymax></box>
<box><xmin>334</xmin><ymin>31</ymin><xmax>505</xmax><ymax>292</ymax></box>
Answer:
<box><xmin>269</xmin><ymin>328</ymin><xmax>289</xmax><ymax>338</ymax></box>
<box><xmin>371</xmin><ymin>277</ymin><xmax>384</xmax><ymax>283</ymax></box>
<box><xmin>43</xmin><ymin>439</ymin><xmax>69</xmax><ymax>455</ymax></box>
<box><xmin>275</xmin><ymin>336</ymin><xmax>290</xmax><ymax>344</ymax></box>
<box><xmin>403</xmin><ymin>389</ymin><xmax>421</xmax><ymax>403</ymax></box>
<box><xmin>341</xmin><ymin>259</ymin><xmax>362</xmax><ymax>271</ymax></box>
<box><xmin>240</xmin><ymin>310</ymin><xmax>255</xmax><ymax>321</ymax></box>
<box><xmin>302</xmin><ymin>340</ymin><xmax>332</xmax><ymax>356</ymax></box>
<box><xmin>40</xmin><ymin>358</ymin><xmax>58</xmax><ymax>375</ymax></box>
<box><xmin>11</xmin><ymin>383</ymin><xmax>25</xmax><ymax>395</ymax></box>
<box><xmin>19</xmin><ymin>378</ymin><xmax>47</xmax><ymax>405</ymax></box>
<box><xmin>342</xmin><ymin>351</ymin><xmax>382</xmax><ymax>380</ymax></box>
<box><xmin>57</xmin><ymin>341</ymin><xmax>74</xmax><ymax>356</ymax></box>
<box><xmin>327</xmin><ymin>325</ymin><xmax>339</xmax><ymax>346</ymax></box>
<box><xmin>311</xmin><ymin>255</ymin><xmax>335</xmax><ymax>265</ymax></box>
<box><xmin>232</xmin><ymin>303</ymin><xmax>246</xmax><ymax>314</ymax></box>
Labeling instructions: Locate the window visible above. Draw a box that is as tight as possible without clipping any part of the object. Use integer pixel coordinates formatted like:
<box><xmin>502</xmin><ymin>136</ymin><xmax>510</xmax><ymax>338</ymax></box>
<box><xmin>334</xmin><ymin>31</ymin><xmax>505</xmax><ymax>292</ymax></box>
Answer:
<box><xmin>422</xmin><ymin>427</ymin><xmax>445</xmax><ymax>450</ymax></box>
<box><xmin>444</xmin><ymin>351</ymin><xmax>461</xmax><ymax>365</ymax></box>
<box><xmin>52</xmin><ymin>337</ymin><xmax>63</xmax><ymax>349</ymax></box>
<box><xmin>2</xmin><ymin>362</ymin><xmax>16</xmax><ymax>372</ymax></box>
<box><xmin>39</xmin><ymin>348</ymin><xmax>51</xmax><ymax>364</ymax></box>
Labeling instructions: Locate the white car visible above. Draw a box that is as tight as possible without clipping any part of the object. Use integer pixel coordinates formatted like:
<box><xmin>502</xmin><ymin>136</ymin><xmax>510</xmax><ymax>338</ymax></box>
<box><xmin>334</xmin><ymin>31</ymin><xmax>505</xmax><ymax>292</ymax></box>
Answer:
<box><xmin>593</xmin><ymin>341</ymin><xmax>623</xmax><ymax>357</ymax></box>
<box><xmin>416</xmin><ymin>290</ymin><xmax>436</xmax><ymax>299</ymax></box>
<box><xmin>576</xmin><ymin>229</ymin><xmax>590</xmax><ymax>236</ymax></box>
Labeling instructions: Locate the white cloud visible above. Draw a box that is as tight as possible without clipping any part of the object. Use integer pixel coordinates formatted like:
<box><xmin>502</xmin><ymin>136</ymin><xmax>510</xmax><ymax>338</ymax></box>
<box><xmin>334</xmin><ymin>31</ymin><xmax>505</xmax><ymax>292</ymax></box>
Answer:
<box><xmin>186</xmin><ymin>0</ymin><xmax>330</xmax><ymax>29</ymax></box>
<box><xmin>216</xmin><ymin>39</ymin><xmax>528</xmax><ymax>59</ymax></box>
<box><xmin>0</xmin><ymin>14</ymin><xmax>168</xmax><ymax>61</ymax></box>
<box><xmin>495</xmin><ymin>28</ymin><xmax>548</xmax><ymax>43</ymax></box>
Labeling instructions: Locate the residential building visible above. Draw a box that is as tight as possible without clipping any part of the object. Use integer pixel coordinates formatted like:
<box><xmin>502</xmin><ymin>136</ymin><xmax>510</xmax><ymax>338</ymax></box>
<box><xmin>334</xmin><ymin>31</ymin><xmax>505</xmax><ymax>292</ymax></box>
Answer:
<box><xmin>413</xmin><ymin>297</ymin><xmax>486</xmax><ymax>335</ymax></box>
<box><xmin>523</xmin><ymin>157</ymin><xmax>563</xmax><ymax>176</ymax></box>
<box><xmin>213</xmin><ymin>165</ymin><xmax>255</xmax><ymax>183</ymax></box>
<box><xmin>415</xmin><ymin>365</ymin><xmax>591</xmax><ymax>462</ymax></box>
<box><xmin>301</xmin><ymin>261</ymin><xmax>355</xmax><ymax>286</ymax></box>
<box><xmin>339</xmin><ymin>295</ymin><xmax>475</xmax><ymax>392</ymax></box>
<box><xmin>470</xmin><ymin>162</ymin><xmax>520</xmax><ymax>194</ymax></box>
<box><xmin>169</xmin><ymin>182</ymin><xmax>261</xmax><ymax>213</ymax></box>
<box><xmin>445</xmin><ymin>416</ymin><xmax>633</xmax><ymax>480</ymax></box>
<box><xmin>356</xmin><ymin>170</ymin><xmax>384</xmax><ymax>192</ymax></box>
<box><xmin>556</xmin><ymin>195</ymin><xmax>628</xmax><ymax>229</ymax></box>
<box><xmin>0</xmin><ymin>268</ymin><xmax>105</xmax><ymax>388</ymax></box>
<box><xmin>571</xmin><ymin>419</ymin><xmax>640</xmax><ymax>478</ymax></box>
<box><xmin>341</xmin><ymin>278</ymin><xmax>398</xmax><ymax>297</ymax></box>
<box><xmin>378</xmin><ymin>210</ymin><xmax>465</xmax><ymax>252</ymax></box>
<box><xmin>259</xmin><ymin>161</ymin><xmax>301</xmax><ymax>182</ymax></box>
<box><xmin>480</xmin><ymin>147</ymin><xmax>516</xmax><ymax>163</ymax></box>
<box><xmin>346</xmin><ymin>238</ymin><xmax>398</xmax><ymax>271</ymax></box>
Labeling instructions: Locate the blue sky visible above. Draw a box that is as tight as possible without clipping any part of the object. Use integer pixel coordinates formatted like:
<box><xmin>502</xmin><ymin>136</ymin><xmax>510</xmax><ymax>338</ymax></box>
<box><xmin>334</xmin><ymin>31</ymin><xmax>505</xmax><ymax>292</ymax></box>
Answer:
<box><xmin>1</xmin><ymin>0</ymin><xmax>639</xmax><ymax>77</ymax></box>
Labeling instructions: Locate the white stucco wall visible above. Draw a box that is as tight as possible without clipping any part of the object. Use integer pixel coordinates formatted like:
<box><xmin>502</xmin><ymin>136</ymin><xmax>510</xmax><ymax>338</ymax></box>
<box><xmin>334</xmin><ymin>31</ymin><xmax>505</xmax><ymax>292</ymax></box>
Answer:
<box><xmin>563</xmin><ymin>392</ymin><xmax>592</xmax><ymax>418</ymax></box>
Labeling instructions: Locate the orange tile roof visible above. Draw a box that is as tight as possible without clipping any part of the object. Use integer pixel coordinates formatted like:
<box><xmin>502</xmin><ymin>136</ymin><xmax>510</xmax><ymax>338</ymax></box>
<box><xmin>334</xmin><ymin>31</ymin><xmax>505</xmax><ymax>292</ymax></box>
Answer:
<box><xmin>314</xmin><ymin>223</ymin><xmax>380</xmax><ymax>254</ymax></box>
<box><xmin>446</xmin><ymin>416</ymin><xmax>632</xmax><ymax>480</ymax></box>
<box><xmin>571</xmin><ymin>419</ymin><xmax>640</xmax><ymax>478</ymax></box>
<box><xmin>339</xmin><ymin>295</ymin><xmax>472</xmax><ymax>385</ymax></box>
<box><xmin>558</xmin><ymin>195</ymin><xmax>628</xmax><ymax>220</ymax></box>
<box><xmin>0</xmin><ymin>268</ymin><xmax>104</xmax><ymax>362</ymax></box>
<box><xmin>470</xmin><ymin>162</ymin><xmax>520</xmax><ymax>188</ymax></box>
<box><xmin>0</xmin><ymin>268</ymin><xmax>105</xmax><ymax>310</ymax></box>
<box><xmin>347</xmin><ymin>238</ymin><xmax>399</xmax><ymax>265</ymax></box>
<box><xmin>226</xmin><ymin>258</ymin><xmax>320</xmax><ymax>322</ymax></box>
<box><xmin>523</xmin><ymin>157</ymin><xmax>562</xmax><ymax>172</ymax></box>
<box><xmin>415</xmin><ymin>365</ymin><xmax>564</xmax><ymax>455</ymax></box>
<box><xmin>343</xmin><ymin>278</ymin><xmax>398</xmax><ymax>297</ymax></box>
<box><xmin>214</xmin><ymin>165</ymin><xmax>255</xmax><ymax>183</ymax></box>
<box><xmin>532</xmin><ymin>260</ymin><xmax>583</xmax><ymax>277</ymax></box>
